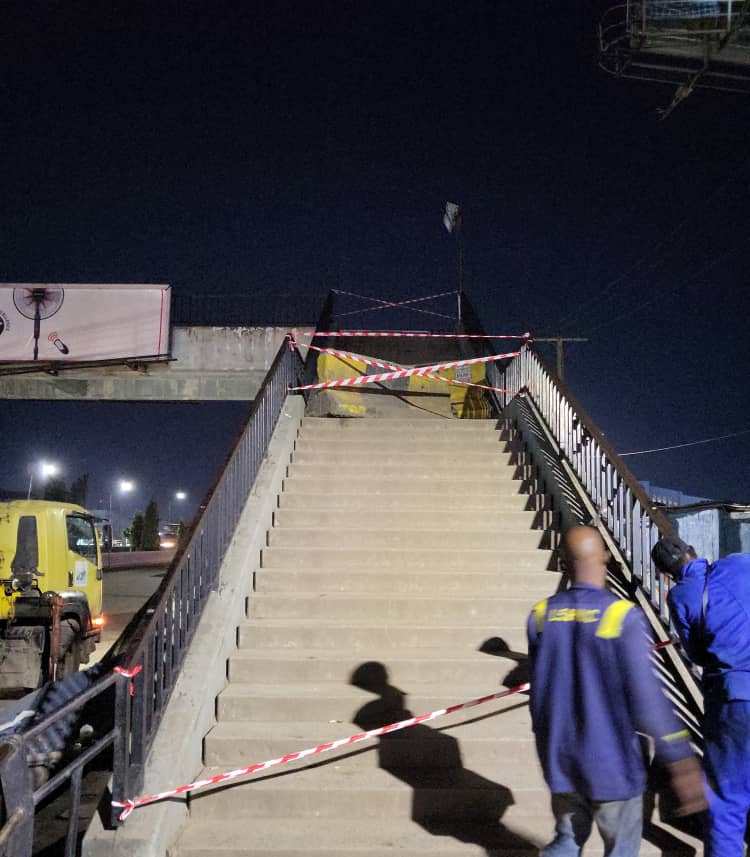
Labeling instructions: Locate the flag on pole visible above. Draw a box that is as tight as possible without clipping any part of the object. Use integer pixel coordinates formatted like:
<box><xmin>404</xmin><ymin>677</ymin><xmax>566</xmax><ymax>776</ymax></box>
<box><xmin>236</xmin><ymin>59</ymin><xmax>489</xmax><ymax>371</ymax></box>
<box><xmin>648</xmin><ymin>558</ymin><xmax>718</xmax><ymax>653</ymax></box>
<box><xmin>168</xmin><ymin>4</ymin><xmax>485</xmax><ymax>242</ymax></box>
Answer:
<box><xmin>443</xmin><ymin>201</ymin><xmax>461</xmax><ymax>233</ymax></box>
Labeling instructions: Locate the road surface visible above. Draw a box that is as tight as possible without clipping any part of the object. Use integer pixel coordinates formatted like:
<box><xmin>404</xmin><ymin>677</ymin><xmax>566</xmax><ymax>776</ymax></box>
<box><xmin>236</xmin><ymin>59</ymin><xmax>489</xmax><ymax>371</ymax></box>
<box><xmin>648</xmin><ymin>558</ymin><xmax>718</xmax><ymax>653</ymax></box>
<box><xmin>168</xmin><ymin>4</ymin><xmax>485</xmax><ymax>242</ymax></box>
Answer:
<box><xmin>89</xmin><ymin>565</ymin><xmax>168</xmax><ymax>664</ymax></box>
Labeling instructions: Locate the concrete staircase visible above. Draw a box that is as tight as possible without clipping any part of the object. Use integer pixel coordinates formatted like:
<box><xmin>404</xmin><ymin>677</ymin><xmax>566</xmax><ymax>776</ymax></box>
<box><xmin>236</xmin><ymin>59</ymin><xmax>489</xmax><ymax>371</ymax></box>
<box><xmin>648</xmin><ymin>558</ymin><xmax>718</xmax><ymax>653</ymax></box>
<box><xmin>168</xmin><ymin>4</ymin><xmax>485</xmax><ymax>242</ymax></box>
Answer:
<box><xmin>170</xmin><ymin>417</ymin><xmax>695</xmax><ymax>857</ymax></box>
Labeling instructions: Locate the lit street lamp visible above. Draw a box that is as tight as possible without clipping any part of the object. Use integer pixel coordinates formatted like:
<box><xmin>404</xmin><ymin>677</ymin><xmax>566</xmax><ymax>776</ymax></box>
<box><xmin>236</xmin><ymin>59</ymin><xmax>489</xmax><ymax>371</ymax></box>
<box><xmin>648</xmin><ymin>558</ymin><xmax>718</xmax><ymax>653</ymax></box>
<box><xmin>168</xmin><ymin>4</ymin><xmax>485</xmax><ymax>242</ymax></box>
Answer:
<box><xmin>109</xmin><ymin>479</ymin><xmax>135</xmax><ymax>540</ymax></box>
<box><xmin>169</xmin><ymin>490</ymin><xmax>187</xmax><ymax>522</ymax></box>
<box><xmin>27</xmin><ymin>460</ymin><xmax>59</xmax><ymax>500</ymax></box>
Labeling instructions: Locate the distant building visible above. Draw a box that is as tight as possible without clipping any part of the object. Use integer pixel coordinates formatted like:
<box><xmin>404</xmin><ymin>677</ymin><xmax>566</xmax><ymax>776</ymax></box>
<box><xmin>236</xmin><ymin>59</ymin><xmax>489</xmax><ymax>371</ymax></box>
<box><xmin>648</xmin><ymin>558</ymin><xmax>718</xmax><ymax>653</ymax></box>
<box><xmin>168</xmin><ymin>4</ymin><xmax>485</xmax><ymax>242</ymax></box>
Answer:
<box><xmin>640</xmin><ymin>480</ymin><xmax>711</xmax><ymax>507</ymax></box>
<box><xmin>641</xmin><ymin>481</ymin><xmax>750</xmax><ymax>561</ymax></box>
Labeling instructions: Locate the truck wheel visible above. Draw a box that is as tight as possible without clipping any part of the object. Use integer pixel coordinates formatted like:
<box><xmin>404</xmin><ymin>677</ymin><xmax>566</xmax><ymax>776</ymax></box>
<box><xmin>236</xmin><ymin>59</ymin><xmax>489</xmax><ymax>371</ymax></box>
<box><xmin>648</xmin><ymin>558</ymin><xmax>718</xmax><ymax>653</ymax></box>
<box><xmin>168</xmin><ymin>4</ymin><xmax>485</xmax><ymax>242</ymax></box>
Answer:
<box><xmin>55</xmin><ymin>619</ymin><xmax>82</xmax><ymax>680</ymax></box>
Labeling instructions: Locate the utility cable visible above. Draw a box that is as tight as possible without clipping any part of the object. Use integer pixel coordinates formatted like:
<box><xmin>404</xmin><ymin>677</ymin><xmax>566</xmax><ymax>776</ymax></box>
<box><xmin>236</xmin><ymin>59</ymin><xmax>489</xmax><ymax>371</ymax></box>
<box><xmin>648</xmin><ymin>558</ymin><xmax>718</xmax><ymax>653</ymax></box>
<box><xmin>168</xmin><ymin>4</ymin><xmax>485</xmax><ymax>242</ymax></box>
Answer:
<box><xmin>621</xmin><ymin>428</ymin><xmax>750</xmax><ymax>457</ymax></box>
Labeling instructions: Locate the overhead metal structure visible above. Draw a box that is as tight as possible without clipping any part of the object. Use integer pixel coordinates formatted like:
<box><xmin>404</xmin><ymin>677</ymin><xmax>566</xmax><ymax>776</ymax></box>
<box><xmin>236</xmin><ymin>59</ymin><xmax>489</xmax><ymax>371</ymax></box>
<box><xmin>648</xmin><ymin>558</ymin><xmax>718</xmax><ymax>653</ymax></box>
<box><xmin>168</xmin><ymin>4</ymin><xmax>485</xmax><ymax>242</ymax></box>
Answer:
<box><xmin>599</xmin><ymin>1</ymin><xmax>750</xmax><ymax>116</ymax></box>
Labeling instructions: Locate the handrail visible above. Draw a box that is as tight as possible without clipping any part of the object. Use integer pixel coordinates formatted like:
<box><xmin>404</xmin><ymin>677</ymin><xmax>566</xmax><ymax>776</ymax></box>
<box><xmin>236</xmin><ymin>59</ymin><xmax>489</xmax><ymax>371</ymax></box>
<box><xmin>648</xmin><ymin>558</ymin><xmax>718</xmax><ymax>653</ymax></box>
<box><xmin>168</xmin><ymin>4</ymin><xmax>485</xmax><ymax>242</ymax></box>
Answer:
<box><xmin>109</xmin><ymin>337</ymin><xmax>306</xmax><ymax>819</ymax></box>
<box><xmin>0</xmin><ymin>336</ymin><xmax>309</xmax><ymax>856</ymax></box>
<box><xmin>458</xmin><ymin>289</ymin><xmax>677</xmax><ymax>626</ymax></box>
<box><xmin>492</xmin><ymin>347</ymin><xmax>678</xmax><ymax>623</ymax></box>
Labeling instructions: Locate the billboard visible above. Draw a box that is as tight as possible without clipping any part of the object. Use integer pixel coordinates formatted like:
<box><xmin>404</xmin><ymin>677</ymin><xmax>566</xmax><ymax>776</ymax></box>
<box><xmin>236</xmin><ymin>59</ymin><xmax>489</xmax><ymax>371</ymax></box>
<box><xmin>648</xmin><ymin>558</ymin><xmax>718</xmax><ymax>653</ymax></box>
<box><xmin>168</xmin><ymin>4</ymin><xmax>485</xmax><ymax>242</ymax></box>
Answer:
<box><xmin>0</xmin><ymin>284</ymin><xmax>171</xmax><ymax>363</ymax></box>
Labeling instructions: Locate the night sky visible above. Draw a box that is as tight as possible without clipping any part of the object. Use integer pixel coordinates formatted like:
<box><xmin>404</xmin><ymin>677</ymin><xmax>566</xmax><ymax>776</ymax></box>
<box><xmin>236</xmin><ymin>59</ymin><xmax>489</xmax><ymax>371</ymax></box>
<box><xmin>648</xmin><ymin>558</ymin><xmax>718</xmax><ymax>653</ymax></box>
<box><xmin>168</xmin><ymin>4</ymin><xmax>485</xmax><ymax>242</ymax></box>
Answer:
<box><xmin>2</xmin><ymin>1</ymin><xmax>750</xmax><ymax>525</ymax></box>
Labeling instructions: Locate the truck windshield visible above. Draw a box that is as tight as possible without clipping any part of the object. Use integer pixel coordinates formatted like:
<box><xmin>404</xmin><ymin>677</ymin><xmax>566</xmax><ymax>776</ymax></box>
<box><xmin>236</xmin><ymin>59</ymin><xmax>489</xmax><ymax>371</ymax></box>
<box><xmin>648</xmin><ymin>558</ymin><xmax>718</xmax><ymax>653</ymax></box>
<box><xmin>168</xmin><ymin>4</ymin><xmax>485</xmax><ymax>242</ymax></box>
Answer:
<box><xmin>66</xmin><ymin>516</ymin><xmax>97</xmax><ymax>563</ymax></box>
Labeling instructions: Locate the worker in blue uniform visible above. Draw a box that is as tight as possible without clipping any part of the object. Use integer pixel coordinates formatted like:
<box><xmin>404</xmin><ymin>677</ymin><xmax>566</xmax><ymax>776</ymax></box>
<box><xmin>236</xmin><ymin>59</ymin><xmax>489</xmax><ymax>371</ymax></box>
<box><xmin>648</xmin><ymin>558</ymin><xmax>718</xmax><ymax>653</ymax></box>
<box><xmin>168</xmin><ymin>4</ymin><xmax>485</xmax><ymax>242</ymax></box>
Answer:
<box><xmin>529</xmin><ymin>526</ymin><xmax>705</xmax><ymax>856</ymax></box>
<box><xmin>653</xmin><ymin>535</ymin><xmax>750</xmax><ymax>857</ymax></box>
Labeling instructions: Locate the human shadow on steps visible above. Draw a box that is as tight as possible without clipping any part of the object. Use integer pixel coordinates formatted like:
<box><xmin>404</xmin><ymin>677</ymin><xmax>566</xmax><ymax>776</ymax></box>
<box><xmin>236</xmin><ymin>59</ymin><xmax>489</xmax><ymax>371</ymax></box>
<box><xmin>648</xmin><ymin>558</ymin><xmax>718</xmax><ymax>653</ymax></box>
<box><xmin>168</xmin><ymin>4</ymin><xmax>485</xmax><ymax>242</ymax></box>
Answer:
<box><xmin>350</xmin><ymin>661</ymin><xmax>540</xmax><ymax>856</ymax></box>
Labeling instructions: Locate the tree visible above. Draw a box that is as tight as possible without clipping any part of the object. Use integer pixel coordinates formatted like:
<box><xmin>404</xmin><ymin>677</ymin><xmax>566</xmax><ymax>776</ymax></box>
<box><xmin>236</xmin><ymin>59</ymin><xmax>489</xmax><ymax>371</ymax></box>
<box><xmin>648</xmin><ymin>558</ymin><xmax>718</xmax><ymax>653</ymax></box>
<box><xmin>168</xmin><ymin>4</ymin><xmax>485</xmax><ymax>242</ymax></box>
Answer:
<box><xmin>44</xmin><ymin>477</ymin><xmax>69</xmax><ymax>502</ymax></box>
<box><xmin>142</xmin><ymin>500</ymin><xmax>160</xmax><ymax>551</ymax></box>
<box><xmin>130</xmin><ymin>514</ymin><xmax>144</xmax><ymax>551</ymax></box>
<box><xmin>69</xmin><ymin>473</ymin><xmax>89</xmax><ymax>507</ymax></box>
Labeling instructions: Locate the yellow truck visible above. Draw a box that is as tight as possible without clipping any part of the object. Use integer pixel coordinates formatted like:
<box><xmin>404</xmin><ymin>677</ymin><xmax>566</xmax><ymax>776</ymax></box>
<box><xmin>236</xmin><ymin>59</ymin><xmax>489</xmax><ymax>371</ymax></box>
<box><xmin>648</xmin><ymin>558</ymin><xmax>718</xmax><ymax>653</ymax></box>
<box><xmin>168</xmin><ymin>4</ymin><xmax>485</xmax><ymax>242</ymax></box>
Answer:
<box><xmin>0</xmin><ymin>500</ymin><xmax>103</xmax><ymax>692</ymax></box>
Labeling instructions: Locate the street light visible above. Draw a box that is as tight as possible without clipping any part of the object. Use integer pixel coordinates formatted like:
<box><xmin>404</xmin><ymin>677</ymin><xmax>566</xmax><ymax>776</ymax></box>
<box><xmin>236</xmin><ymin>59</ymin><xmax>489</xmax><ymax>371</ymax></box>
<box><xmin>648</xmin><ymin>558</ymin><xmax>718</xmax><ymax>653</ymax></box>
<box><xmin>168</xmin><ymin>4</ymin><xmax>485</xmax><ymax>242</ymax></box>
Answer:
<box><xmin>169</xmin><ymin>490</ymin><xmax>187</xmax><ymax>521</ymax></box>
<box><xmin>110</xmin><ymin>479</ymin><xmax>135</xmax><ymax>541</ymax></box>
<box><xmin>27</xmin><ymin>460</ymin><xmax>59</xmax><ymax>500</ymax></box>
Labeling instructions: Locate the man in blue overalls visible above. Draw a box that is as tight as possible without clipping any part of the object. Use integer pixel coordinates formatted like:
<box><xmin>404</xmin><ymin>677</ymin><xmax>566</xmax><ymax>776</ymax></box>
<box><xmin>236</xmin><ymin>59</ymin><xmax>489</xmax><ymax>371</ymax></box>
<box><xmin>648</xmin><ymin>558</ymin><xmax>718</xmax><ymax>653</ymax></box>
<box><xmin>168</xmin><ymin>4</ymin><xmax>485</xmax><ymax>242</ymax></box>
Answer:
<box><xmin>653</xmin><ymin>534</ymin><xmax>750</xmax><ymax>856</ymax></box>
<box><xmin>529</xmin><ymin>526</ymin><xmax>705</xmax><ymax>856</ymax></box>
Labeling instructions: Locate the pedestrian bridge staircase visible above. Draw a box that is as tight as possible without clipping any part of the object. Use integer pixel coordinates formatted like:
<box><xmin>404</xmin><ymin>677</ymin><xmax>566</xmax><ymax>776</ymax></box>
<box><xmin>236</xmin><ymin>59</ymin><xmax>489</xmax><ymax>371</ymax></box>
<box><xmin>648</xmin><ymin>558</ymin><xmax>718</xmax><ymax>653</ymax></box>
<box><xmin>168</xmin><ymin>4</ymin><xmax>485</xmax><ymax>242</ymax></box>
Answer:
<box><xmin>168</xmin><ymin>415</ymin><xmax>700</xmax><ymax>857</ymax></box>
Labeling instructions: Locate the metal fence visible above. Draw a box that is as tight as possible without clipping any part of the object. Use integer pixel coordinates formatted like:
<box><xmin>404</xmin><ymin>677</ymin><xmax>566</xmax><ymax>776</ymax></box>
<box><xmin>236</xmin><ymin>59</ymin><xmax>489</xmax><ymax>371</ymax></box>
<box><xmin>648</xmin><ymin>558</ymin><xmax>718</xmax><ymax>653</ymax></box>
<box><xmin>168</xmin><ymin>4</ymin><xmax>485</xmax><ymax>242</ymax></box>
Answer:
<box><xmin>458</xmin><ymin>291</ymin><xmax>678</xmax><ymax>626</ymax></box>
<box><xmin>489</xmin><ymin>345</ymin><xmax>678</xmax><ymax>626</ymax></box>
<box><xmin>0</xmin><ymin>338</ymin><xmax>307</xmax><ymax>856</ymax></box>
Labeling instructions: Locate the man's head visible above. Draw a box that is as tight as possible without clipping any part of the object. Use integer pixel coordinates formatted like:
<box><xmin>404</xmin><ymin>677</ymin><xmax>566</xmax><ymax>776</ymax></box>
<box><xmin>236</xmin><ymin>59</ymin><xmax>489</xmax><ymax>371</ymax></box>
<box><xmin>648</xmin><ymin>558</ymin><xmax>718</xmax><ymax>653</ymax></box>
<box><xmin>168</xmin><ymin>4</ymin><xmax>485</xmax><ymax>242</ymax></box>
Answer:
<box><xmin>651</xmin><ymin>535</ymin><xmax>697</xmax><ymax>579</ymax></box>
<box><xmin>563</xmin><ymin>525</ymin><xmax>610</xmax><ymax>588</ymax></box>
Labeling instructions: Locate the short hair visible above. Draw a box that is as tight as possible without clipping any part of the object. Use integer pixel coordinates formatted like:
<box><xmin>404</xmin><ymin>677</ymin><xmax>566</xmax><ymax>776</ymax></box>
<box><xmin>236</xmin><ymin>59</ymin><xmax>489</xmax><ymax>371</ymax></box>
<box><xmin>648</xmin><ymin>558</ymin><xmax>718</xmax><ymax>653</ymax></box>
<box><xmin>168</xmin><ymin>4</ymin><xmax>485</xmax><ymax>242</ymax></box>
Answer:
<box><xmin>651</xmin><ymin>535</ymin><xmax>693</xmax><ymax>576</ymax></box>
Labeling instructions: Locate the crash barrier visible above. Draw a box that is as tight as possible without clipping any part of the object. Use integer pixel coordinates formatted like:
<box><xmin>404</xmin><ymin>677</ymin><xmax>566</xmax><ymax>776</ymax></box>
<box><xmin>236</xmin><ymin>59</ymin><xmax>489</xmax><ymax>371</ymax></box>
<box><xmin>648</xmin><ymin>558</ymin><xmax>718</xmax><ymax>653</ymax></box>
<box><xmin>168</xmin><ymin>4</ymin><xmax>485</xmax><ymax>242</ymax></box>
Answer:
<box><xmin>113</xmin><ymin>640</ymin><xmax>676</xmax><ymax>820</ymax></box>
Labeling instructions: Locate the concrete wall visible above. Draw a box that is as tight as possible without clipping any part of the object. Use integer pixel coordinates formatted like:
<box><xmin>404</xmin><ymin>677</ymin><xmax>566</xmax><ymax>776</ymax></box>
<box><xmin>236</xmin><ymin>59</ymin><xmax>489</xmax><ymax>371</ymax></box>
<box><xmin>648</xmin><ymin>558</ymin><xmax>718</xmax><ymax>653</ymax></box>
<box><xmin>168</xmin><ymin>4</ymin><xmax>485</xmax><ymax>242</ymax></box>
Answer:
<box><xmin>82</xmin><ymin>395</ymin><xmax>305</xmax><ymax>857</ymax></box>
<box><xmin>0</xmin><ymin>326</ymin><xmax>309</xmax><ymax>401</ymax></box>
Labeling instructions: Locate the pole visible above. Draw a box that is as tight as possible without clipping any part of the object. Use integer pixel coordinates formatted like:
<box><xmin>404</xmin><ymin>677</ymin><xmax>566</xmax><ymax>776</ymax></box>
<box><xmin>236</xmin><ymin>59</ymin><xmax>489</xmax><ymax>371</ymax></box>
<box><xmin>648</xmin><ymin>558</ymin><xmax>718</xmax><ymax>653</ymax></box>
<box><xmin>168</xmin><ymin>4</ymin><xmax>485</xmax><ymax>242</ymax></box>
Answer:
<box><xmin>556</xmin><ymin>338</ymin><xmax>564</xmax><ymax>381</ymax></box>
<box><xmin>27</xmin><ymin>473</ymin><xmax>33</xmax><ymax>501</ymax></box>
<box><xmin>109</xmin><ymin>493</ymin><xmax>113</xmax><ymax>539</ymax></box>
<box><xmin>533</xmin><ymin>337</ymin><xmax>589</xmax><ymax>382</ymax></box>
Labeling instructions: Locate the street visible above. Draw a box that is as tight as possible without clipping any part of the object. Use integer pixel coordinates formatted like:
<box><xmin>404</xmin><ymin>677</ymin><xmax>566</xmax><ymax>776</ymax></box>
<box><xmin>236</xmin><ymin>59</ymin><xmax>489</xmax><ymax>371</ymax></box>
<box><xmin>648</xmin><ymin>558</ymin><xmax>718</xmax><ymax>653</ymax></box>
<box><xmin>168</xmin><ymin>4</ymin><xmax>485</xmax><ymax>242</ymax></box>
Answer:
<box><xmin>90</xmin><ymin>565</ymin><xmax>167</xmax><ymax>665</ymax></box>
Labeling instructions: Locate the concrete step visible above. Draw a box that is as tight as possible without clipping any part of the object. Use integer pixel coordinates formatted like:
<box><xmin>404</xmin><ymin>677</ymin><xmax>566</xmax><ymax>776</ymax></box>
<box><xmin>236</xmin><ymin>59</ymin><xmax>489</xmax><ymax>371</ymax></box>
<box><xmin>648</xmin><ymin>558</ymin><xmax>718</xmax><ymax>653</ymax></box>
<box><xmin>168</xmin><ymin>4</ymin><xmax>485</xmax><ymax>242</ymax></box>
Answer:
<box><xmin>287</xmin><ymin>462</ymin><xmax>516</xmax><ymax>480</ymax></box>
<box><xmin>215</xmin><ymin>683</ymin><xmax>530</xmax><ymax>727</ymax></box>
<box><xmin>260</xmin><ymin>547</ymin><xmax>554</xmax><ymax>572</ymax></box>
<box><xmin>294</xmin><ymin>437</ymin><xmax>509</xmax><ymax>455</ymax></box>
<box><xmin>272</xmin><ymin>509</ymin><xmax>539</xmax><ymax>532</ymax></box>
<box><xmin>227</xmin><ymin>649</ymin><xmax>528</xmax><ymax>686</ymax></box>
<box><xmin>254</xmin><ymin>568</ymin><xmax>561</xmax><ymax>596</ymax></box>
<box><xmin>172</xmin><ymin>815</ymin><xmax>697</xmax><ymax>857</ymax></box>
<box><xmin>277</xmin><ymin>491</ymin><xmax>533</xmax><ymax>511</ymax></box>
<box><xmin>204</xmin><ymin>722</ymin><xmax>539</xmax><ymax>776</ymax></box>
<box><xmin>282</xmin><ymin>476</ymin><xmax>527</xmax><ymax>496</ymax></box>
<box><xmin>237</xmin><ymin>621</ymin><xmax>529</xmax><ymax>654</ymax></box>
<box><xmin>291</xmin><ymin>450</ymin><xmax>514</xmax><ymax>467</ymax></box>
<box><xmin>267</xmin><ymin>528</ymin><xmax>547</xmax><ymax>551</ymax></box>
<box><xmin>249</xmin><ymin>593</ymin><xmax>537</xmax><ymax>624</ymax></box>
<box><xmin>170</xmin><ymin>817</ymin><xmax>546</xmax><ymax>857</ymax></box>
<box><xmin>187</xmin><ymin>764</ymin><xmax>549</xmax><ymax>822</ymax></box>
<box><xmin>299</xmin><ymin>418</ymin><xmax>499</xmax><ymax>434</ymax></box>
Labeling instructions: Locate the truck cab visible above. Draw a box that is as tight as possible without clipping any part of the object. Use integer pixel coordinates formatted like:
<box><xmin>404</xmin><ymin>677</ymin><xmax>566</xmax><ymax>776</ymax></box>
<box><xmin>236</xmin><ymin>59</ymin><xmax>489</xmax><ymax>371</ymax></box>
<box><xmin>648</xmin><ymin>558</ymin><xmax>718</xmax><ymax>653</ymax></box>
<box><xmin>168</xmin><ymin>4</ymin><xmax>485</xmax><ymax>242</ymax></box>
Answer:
<box><xmin>0</xmin><ymin>501</ymin><xmax>103</xmax><ymax>692</ymax></box>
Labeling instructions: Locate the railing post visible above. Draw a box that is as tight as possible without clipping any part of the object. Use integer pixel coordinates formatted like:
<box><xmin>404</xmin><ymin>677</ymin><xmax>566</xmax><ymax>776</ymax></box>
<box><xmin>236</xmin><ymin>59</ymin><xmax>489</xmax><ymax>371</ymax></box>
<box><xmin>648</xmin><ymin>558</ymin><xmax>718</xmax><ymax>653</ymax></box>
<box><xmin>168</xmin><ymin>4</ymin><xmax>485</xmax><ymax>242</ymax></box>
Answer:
<box><xmin>0</xmin><ymin>736</ymin><xmax>34</xmax><ymax>856</ymax></box>
<box><xmin>111</xmin><ymin>671</ymin><xmax>134</xmax><ymax>828</ymax></box>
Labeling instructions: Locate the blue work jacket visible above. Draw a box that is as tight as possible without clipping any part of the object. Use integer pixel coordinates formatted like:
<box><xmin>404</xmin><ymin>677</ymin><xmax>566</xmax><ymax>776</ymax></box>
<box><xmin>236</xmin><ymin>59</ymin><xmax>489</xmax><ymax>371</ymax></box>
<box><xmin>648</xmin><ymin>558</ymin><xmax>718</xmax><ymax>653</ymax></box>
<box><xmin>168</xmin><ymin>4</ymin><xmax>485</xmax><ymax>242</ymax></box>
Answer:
<box><xmin>527</xmin><ymin>584</ymin><xmax>692</xmax><ymax>801</ymax></box>
<box><xmin>667</xmin><ymin>553</ymin><xmax>750</xmax><ymax>701</ymax></box>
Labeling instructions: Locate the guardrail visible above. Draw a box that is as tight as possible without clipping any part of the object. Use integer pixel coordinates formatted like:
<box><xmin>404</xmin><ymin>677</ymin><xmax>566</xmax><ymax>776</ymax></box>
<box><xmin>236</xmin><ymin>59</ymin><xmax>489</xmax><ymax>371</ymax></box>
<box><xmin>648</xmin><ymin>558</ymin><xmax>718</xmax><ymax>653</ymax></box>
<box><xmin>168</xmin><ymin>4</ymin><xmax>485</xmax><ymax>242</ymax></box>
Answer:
<box><xmin>0</xmin><ymin>337</ymin><xmax>307</xmax><ymax>856</ymax></box>
<box><xmin>489</xmin><ymin>346</ymin><xmax>678</xmax><ymax>624</ymax></box>
<box><xmin>459</xmin><ymin>290</ymin><xmax>678</xmax><ymax>626</ymax></box>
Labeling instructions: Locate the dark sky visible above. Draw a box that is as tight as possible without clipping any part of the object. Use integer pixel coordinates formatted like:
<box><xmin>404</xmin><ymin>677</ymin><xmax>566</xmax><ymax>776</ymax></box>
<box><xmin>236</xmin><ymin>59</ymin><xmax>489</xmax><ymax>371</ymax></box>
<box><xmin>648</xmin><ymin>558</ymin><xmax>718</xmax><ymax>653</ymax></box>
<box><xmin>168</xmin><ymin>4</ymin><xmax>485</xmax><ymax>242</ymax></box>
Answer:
<box><xmin>2</xmin><ymin>0</ymin><xmax>750</xmax><ymax>519</ymax></box>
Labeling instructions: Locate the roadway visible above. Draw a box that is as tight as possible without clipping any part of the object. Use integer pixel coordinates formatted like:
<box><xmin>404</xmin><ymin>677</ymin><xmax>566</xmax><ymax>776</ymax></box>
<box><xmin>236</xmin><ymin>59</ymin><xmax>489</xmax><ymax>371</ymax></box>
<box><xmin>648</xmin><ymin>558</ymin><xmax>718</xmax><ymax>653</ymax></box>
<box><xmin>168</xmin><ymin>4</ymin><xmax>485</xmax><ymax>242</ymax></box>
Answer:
<box><xmin>90</xmin><ymin>563</ymin><xmax>169</xmax><ymax>664</ymax></box>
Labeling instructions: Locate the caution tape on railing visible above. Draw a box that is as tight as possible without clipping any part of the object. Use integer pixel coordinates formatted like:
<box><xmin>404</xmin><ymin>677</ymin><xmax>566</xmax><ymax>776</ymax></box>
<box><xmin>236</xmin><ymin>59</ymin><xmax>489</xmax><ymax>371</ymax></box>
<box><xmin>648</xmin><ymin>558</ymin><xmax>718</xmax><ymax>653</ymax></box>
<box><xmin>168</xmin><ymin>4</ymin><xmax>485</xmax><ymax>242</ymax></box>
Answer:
<box><xmin>289</xmin><ymin>349</ymin><xmax>521</xmax><ymax>392</ymax></box>
<box><xmin>295</xmin><ymin>341</ymin><xmax>512</xmax><ymax>395</ymax></box>
<box><xmin>308</xmin><ymin>330</ymin><xmax>532</xmax><ymax>340</ymax></box>
<box><xmin>112</xmin><ymin>637</ymin><xmax>676</xmax><ymax>822</ymax></box>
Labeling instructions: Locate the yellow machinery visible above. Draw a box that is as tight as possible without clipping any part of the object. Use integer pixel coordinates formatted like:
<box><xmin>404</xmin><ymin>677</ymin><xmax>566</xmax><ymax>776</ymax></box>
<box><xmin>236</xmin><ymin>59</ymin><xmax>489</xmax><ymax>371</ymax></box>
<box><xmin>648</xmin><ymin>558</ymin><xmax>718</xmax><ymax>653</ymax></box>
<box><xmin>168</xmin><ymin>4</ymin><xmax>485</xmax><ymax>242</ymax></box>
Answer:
<box><xmin>0</xmin><ymin>501</ymin><xmax>103</xmax><ymax>691</ymax></box>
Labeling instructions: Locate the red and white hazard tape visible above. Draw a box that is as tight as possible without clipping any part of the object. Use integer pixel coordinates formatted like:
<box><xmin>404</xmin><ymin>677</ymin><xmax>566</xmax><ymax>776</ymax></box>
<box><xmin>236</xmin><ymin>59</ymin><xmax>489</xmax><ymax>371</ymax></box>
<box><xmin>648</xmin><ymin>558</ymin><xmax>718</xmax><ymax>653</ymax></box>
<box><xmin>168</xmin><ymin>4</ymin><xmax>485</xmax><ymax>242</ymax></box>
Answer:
<box><xmin>112</xmin><ymin>682</ymin><xmax>530</xmax><ymax>821</ymax></box>
<box><xmin>112</xmin><ymin>637</ymin><xmax>677</xmax><ymax>821</ymax></box>
<box><xmin>297</xmin><ymin>341</ymin><xmax>511</xmax><ymax>395</ymax></box>
<box><xmin>303</xmin><ymin>342</ymin><xmax>403</xmax><ymax>372</ymax></box>
<box><xmin>289</xmin><ymin>349</ymin><xmax>520</xmax><ymax>392</ymax></box>
<box><xmin>309</xmin><ymin>330</ymin><xmax>532</xmax><ymax>340</ymax></box>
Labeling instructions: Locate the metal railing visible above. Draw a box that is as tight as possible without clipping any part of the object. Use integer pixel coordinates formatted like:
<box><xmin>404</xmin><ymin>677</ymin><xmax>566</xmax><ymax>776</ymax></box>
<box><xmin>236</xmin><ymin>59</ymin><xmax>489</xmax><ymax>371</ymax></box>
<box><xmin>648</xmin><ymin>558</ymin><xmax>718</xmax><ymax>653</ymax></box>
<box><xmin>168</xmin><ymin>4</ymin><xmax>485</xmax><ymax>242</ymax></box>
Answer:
<box><xmin>458</xmin><ymin>290</ymin><xmax>678</xmax><ymax>627</ymax></box>
<box><xmin>489</xmin><ymin>347</ymin><xmax>678</xmax><ymax>625</ymax></box>
<box><xmin>0</xmin><ymin>338</ymin><xmax>307</xmax><ymax>855</ymax></box>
